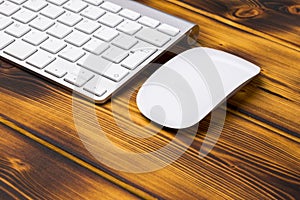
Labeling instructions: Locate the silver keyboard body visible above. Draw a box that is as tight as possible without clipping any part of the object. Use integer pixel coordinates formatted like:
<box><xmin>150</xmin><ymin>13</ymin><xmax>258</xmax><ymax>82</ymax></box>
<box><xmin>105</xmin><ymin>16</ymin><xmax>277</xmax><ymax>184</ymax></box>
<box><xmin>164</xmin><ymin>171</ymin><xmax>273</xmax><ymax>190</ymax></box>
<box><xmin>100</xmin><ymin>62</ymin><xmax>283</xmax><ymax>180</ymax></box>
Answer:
<box><xmin>0</xmin><ymin>0</ymin><xmax>196</xmax><ymax>103</ymax></box>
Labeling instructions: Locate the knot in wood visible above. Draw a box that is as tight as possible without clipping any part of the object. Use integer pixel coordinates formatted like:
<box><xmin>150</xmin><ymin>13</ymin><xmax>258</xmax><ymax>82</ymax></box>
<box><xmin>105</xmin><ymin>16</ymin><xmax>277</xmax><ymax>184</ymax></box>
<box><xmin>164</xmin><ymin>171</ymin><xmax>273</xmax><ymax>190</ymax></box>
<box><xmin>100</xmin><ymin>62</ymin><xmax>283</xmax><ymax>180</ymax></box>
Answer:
<box><xmin>287</xmin><ymin>5</ymin><xmax>300</xmax><ymax>15</ymax></box>
<box><xmin>233</xmin><ymin>7</ymin><xmax>264</xmax><ymax>19</ymax></box>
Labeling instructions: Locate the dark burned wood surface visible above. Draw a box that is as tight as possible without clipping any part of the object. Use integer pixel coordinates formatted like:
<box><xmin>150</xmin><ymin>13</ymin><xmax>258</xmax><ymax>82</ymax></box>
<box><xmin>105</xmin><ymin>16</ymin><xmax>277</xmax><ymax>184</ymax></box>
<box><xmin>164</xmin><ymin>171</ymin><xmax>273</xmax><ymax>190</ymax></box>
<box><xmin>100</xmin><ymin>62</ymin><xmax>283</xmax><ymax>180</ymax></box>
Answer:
<box><xmin>0</xmin><ymin>0</ymin><xmax>299</xmax><ymax>199</ymax></box>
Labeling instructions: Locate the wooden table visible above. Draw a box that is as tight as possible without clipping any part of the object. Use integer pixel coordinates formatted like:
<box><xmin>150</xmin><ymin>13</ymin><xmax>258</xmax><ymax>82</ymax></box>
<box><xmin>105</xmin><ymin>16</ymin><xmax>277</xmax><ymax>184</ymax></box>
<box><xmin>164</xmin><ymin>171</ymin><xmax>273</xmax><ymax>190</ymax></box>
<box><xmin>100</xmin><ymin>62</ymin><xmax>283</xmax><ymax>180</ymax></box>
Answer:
<box><xmin>1</xmin><ymin>0</ymin><xmax>299</xmax><ymax>199</ymax></box>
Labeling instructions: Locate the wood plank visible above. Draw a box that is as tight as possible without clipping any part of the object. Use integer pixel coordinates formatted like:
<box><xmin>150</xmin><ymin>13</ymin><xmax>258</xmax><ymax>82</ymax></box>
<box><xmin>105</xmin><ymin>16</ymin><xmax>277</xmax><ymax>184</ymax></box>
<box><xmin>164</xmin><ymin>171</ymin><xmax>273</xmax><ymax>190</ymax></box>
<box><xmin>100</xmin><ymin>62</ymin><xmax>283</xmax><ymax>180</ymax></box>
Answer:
<box><xmin>145</xmin><ymin>0</ymin><xmax>300</xmax><ymax>51</ymax></box>
<box><xmin>0</xmin><ymin>0</ymin><xmax>299</xmax><ymax>199</ymax></box>
<box><xmin>0</xmin><ymin>123</ymin><xmax>140</xmax><ymax>200</ymax></box>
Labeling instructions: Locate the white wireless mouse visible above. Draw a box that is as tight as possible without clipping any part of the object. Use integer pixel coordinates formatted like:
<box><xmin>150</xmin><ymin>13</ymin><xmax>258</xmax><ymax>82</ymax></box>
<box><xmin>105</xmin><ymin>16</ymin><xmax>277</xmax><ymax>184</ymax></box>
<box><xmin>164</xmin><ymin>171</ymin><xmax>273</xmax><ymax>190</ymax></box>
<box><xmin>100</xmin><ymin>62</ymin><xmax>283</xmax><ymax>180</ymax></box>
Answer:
<box><xmin>136</xmin><ymin>47</ymin><xmax>260</xmax><ymax>129</ymax></box>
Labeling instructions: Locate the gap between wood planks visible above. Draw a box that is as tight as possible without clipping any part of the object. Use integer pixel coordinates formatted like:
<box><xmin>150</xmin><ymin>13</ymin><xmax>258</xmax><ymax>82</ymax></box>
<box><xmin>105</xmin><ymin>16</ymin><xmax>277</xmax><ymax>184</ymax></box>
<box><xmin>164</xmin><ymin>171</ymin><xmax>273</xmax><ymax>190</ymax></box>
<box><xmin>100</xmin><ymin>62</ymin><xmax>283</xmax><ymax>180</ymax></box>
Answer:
<box><xmin>0</xmin><ymin>116</ymin><xmax>158</xmax><ymax>200</ymax></box>
<box><xmin>165</xmin><ymin>0</ymin><xmax>300</xmax><ymax>52</ymax></box>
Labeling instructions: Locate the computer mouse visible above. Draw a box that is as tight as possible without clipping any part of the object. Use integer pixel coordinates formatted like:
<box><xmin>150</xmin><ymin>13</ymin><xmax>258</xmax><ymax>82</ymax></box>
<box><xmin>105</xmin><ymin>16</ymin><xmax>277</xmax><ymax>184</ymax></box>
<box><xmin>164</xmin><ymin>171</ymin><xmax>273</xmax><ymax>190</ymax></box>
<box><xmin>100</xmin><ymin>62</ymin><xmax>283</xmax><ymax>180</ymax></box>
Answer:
<box><xmin>136</xmin><ymin>47</ymin><xmax>260</xmax><ymax>129</ymax></box>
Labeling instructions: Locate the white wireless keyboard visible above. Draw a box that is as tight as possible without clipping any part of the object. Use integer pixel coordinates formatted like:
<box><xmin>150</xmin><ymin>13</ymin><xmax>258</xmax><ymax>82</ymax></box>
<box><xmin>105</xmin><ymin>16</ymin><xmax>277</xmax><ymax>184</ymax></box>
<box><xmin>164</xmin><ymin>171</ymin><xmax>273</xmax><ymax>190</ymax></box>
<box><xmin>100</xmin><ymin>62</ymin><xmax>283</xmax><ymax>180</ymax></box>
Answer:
<box><xmin>0</xmin><ymin>0</ymin><xmax>196</xmax><ymax>103</ymax></box>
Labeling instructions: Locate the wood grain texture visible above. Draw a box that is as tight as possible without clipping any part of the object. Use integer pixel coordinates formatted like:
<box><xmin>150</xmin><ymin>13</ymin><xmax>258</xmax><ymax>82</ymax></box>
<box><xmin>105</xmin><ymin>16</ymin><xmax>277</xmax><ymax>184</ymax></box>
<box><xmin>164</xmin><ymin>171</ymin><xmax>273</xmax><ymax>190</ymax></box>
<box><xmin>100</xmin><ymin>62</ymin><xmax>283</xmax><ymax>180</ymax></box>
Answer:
<box><xmin>0</xmin><ymin>0</ymin><xmax>299</xmax><ymax>199</ymax></box>
<box><xmin>0</xmin><ymin>123</ymin><xmax>140</xmax><ymax>200</ymax></box>
<box><xmin>163</xmin><ymin>0</ymin><xmax>300</xmax><ymax>51</ymax></box>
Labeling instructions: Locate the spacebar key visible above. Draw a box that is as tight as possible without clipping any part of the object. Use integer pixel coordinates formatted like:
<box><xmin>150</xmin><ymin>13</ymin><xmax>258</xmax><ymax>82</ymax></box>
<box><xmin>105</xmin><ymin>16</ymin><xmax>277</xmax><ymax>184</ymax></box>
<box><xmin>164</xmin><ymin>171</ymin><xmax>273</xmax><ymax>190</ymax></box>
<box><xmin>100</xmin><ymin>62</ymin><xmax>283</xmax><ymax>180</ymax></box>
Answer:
<box><xmin>135</xmin><ymin>28</ymin><xmax>171</xmax><ymax>47</ymax></box>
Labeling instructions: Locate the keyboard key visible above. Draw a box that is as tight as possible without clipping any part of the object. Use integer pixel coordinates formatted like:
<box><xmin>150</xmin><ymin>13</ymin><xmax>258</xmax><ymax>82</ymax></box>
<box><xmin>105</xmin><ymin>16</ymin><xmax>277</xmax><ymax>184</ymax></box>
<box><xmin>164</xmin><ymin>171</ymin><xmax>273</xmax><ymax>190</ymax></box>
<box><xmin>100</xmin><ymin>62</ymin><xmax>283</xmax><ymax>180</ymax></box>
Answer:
<box><xmin>23</xmin><ymin>0</ymin><xmax>48</xmax><ymax>12</ymax></box>
<box><xmin>132</xmin><ymin>40</ymin><xmax>155</xmax><ymax>51</ymax></box>
<box><xmin>40</xmin><ymin>4</ymin><xmax>65</xmax><ymax>19</ymax></box>
<box><xmin>40</xmin><ymin>37</ymin><xmax>66</xmax><ymax>54</ymax></box>
<box><xmin>65</xmin><ymin>30</ymin><xmax>90</xmax><ymax>47</ymax></box>
<box><xmin>93</xmin><ymin>26</ymin><xmax>118</xmax><ymax>42</ymax></box>
<box><xmin>0</xmin><ymin>15</ymin><xmax>13</xmax><ymax>30</ymax></box>
<box><xmin>102</xmin><ymin>46</ymin><xmax>128</xmax><ymax>63</ymax></box>
<box><xmin>117</xmin><ymin>20</ymin><xmax>142</xmax><ymax>35</ymax></box>
<box><xmin>75</xmin><ymin>19</ymin><xmax>100</xmax><ymax>34</ymax></box>
<box><xmin>83</xmin><ymin>0</ymin><xmax>103</xmax><ymax>6</ymax></box>
<box><xmin>59</xmin><ymin>45</ymin><xmax>85</xmax><ymax>62</ymax></box>
<box><xmin>58</xmin><ymin>12</ymin><xmax>82</xmax><ymax>27</ymax></box>
<box><xmin>23</xmin><ymin>30</ymin><xmax>49</xmax><ymax>46</ymax></box>
<box><xmin>47</xmin><ymin>23</ymin><xmax>72</xmax><ymax>39</ymax></box>
<box><xmin>122</xmin><ymin>49</ymin><xmax>157</xmax><ymax>70</ymax></box>
<box><xmin>119</xmin><ymin>9</ymin><xmax>140</xmax><ymax>21</ymax></box>
<box><xmin>64</xmin><ymin>66</ymin><xmax>94</xmax><ymax>87</ymax></box>
<box><xmin>99</xmin><ymin>13</ymin><xmax>123</xmax><ymax>28</ymax></box>
<box><xmin>138</xmin><ymin>16</ymin><xmax>160</xmax><ymax>28</ymax></box>
<box><xmin>112</xmin><ymin>34</ymin><xmax>137</xmax><ymax>50</ymax></box>
<box><xmin>78</xmin><ymin>54</ymin><xmax>129</xmax><ymax>82</ymax></box>
<box><xmin>9</xmin><ymin>0</ymin><xmax>27</xmax><ymax>5</ymax></box>
<box><xmin>30</xmin><ymin>16</ymin><xmax>54</xmax><ymax>31</ymax></box>
<box><xmin>45</xmin><ymin>59</ymin><xmax>69</xmax><ymax>78</ymax></box>
<box><xmin>4</xmin><ymin>40</ymin><xmax>36</xmax><ymax>60</ymax></box>
<box><xmin>12</xmin><ymin>8</ymin><xmax>37</xmax><ymax>24</ymax></box>
<box><xmin>64</xmin><ymin>73</ymin><xmax>93</xmax><ymax>87</ymax></box>
<box><xmin>83</xmin><ymin>38</ymin><xmax>109</xmax><ymax>55</ymax></box>
<box><xmin>157</xmin><ymin>24</ymin><xmax>180</xmax><ymax>36</ymax></box>
<box><xmin>83</xmin><ymin>77</ymin><xmax>107</xmax><ymax>97</ymax></box>
<box><xmin>136</xmin><ymin>28</ymin><xmax>170</xmax><ymax>47</ymax></box>
<box><xmin>78</xmin><ymin>54</ymin><xmax>110</xmax><ymax>74</ymax></box>
<box><xmin>5</xmin><ymin>22</ymin><xmax>31</xmax><ymax>38</ymax></box>
<box><xmin>0</xmin><ymin>32</ymin><xmax>15</xmax><ymax>50</ymax></box>
<box><xmin>47</xmin><ymin>0</ymin><xmax>68</xmax><ymax>6</ymax></box>
<box><xmin>63</xmin><ymin>0</ymin><xmax>87</xmax><ymax>13</ymax></box>
<box><xmin>0</xmin><ymin>1</ymin><xmax>20</xmax><ymax>16</ymax></box>
<box><xmin>102</xmin><ymin>63</ymin><xmax>129</xmax><ymax>82</ymax></box>
<box><xmin>100</xmin><ymin>1</ymin><xmax>121</xmax><ymax>13</ymax></box>
<box><xmin>81</xmin><ymin>6</ymin><xmax>105</xmax><ymax>20</ymax></box>
<box><xmin>27</xmin><ymin>50</ymin><xmax>55</xmax><ymax>69</ymax></box>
